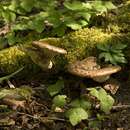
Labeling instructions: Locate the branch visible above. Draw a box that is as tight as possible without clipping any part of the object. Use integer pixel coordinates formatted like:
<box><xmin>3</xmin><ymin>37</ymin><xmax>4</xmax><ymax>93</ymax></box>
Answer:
<box><xmin>112</xmin><ymin>104</ymin><xmax>130</xmax><ymax>111</ymax></box>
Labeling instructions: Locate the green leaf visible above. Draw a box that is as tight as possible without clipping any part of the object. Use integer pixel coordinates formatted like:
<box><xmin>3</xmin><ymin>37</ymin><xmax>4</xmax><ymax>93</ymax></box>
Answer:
<box><xmin>97</xmin><ymin>42</ymin><xmax>127</xmax><ymax>65</ymax></box>
<box><xmin>20</xmin><ymin>0</ymin><xmax>35</xmax><ymax>12</ymax></box>
<box><xmin>111</xmin><ymin>43</ymin><xmax>127</xmax><ymax>50</ymax></box>
<box><xmin>66</xmin><ymin>22</ymin><xmax>82</xmax><ymax>30</ymax></box>
<box><xmin>100</xmin><ymin>95</ymin><xmax>114</xmax><ymax>113</ymax></box>
<box><xmin>64</xmin><ymin>1</ymin><xmax>85</xmax><ymax>11</ymax></box>
<box><xmin>77</xmin><ymin>99</ymin><xmax>91</xmax><ymax>110</ymax></box>
<box><xmin>79</xmin><ymin>12</ymin><xmax>91</xmax><ymax>21</ymax></box>
<box><xmin>104</xmin><ymin>2</ymin><xmax>116</xmax><ymax>10</ymax></box>
<box><xmin>52</xmin><ymin>24</ymin><xmax>66</xmax><ymax>36</ymax></box>
<box><xmin>6</xmin><ymin>32</ymin><xmax>16</xmax><ymax>45</ymax></box>
<box><xmin>79</xmin><ymin>20</ymin><xmax>88</xmax><ymax>26</ymax></box>
<box><xmin>89</xmin><ymin>88</ymin><xmax>114</xmax><ymax>113</ymax></box>
<box><xmin>89</xmin><ymin>88</ymin><xmax>99</xmax><ymax>99</ymax></box>
<box><xmin>92</xmin><ymin>1</ymin><xmax>107</xmax><ymax>12</ymax></box>
<box><xmin>82</xmin><ymin>3</ymin><xmax>92</xmax><ymax>10</ymax></box>
<box><xmin>112</xmin><ymin>54</ymin><xmax>127</xmax><ymax>63</ymax></box>
<box><xmin>47</xmin><ymin>80</ymin><xmax>64</xmax><ymax>96</ymax></box>
<box><xmin>97</xmin><ymin>88</ymin><xmax>114</xmax><ymax>113</ymax></box>
<box><xmin>9</xmin><ymin>0</ymin><xmax>19</xmax><ymax>11</ymax></box>
<box><xmin>28</xmin><ymin>18</ymin><xmax>45</xmax><ymax>33</ymax></box>
<box><xmin>111</xmin><ymin>50</ymin><xmax>122</xmax><ymax>53</ymax></box>
<box><xmin>97</xmin><ymin>44</ymin><xmax>110</xmax><ymax>51</ymax></box>
<box><xmin>115</xmin><ymin>53</ymin><xmax>125</xmax><ymax>57</ymax></box>
<box><xmin>52</xmin><ymin>95</ymin><xmax>67</xmax><ymax>107</ymax></box>
<box><xmin>70</xmin><ymin>98</ymin><xmax>91</xmax><ymax>110</ymax></box>
<box><xmin>98</xmin><ymin>88</ymin><xmax>107</xmax><ymax>101</ymax></box>
<box><xmin>100</xmin><ymin>52</ymin><xmax>117</xmax><ymax>65</ymax></box>
<box><xmin>2</xmin><ymin>10</ymin><xmax>16</xmax><ymax>23</ymax></box>
<box><xmin>99</xmin><ymin>52</ymin><xmax>108</xmax><ymax>60</ymax></box>
<box><xmin>66</xmin><ymin>107</ymin><xmax>88</xmax><ymax>126</ymax></box>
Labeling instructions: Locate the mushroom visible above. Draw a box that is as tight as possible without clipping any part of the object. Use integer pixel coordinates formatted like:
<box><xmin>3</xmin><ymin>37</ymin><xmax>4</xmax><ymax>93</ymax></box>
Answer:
<box><xmin>32</xmin><ymin>41</ymin><xmax>67</xmax><ymax>55</ymax></box>
<box><xmin>24</xmin><ymin>41</ymin><xmax>67</xmax><ymax>70</ymax></box>
<box><xmin>67</xmin><ymin>56</ymin><xmax>121</xmax><ymax>82</ymax></box>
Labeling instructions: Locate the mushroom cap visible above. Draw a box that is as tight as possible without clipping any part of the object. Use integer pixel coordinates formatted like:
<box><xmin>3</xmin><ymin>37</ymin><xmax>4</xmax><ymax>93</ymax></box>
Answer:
<box><xmin>73</xmin><ymin>56</ymin><xmax>100</xmax><ymax>71</ymax></box>
<box><xmin>67</xmin><ymin>57</ymin><xmax>121</xmax><ymax>78</ymax></box>
<box><xmin>32</xmin><ymin>41</ymin><xmax>67</xmax><ymax>55</ymax></box>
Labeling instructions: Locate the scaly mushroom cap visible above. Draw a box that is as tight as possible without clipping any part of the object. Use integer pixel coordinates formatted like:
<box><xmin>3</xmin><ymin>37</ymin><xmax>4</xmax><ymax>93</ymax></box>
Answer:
<box><xmin>32</xmin><ymin>41</ymin><xmax>67</xmax><ymax>55</ymax></box>
<box><xmin>68</xmin><ymin>65</ymin><xmax>121</xmax><ymax>78</ymax></box>
<box><xmin>67</xmin><ymin>56</ymin><xmax>121</xmax><ymax>82</ymax></box>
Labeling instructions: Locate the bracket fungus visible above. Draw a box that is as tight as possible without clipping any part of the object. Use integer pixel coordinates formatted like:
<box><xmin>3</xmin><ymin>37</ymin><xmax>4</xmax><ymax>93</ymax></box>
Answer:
<box><xmin>25</xmin><ymin>41</ymin><xmax>67</xmax><ymax>70</ymax></box>
<box><xmin>32</xmin><ymin>41</ymin><xmax>67</xmax><ymax>55</ymax></box>
<box><xmin>67</xmin><ymin>56</ymin><xmax>121</xmax><ymax>82</ymax></box>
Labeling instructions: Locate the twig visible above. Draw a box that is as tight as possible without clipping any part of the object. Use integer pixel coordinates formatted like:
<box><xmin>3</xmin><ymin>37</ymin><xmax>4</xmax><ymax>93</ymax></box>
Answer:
<box><xmin>17</xmin><ymin>112</ymin><xmax>65</xmax><ymax>122</ymax></box>
<box><xmin>112</xmin><ymin>104</ymin><xmax>130</xmax><ymax>111</ymax></box>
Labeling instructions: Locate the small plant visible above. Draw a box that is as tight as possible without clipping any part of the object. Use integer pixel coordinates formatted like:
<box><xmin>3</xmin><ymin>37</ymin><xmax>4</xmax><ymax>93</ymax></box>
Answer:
<box><xmin>97</xmin><ymin>43</ymin><xmax>127</xmax><ymax>65</ymax></box>
<box><xmin>0</xmin><ymin>0</ymin><xmax>116</xmax><ymax>45</ymax></box>
<box><xmin>47</xmin><ymin>80</ymin><xmax>115</xmax><ymax>128</ymax></box>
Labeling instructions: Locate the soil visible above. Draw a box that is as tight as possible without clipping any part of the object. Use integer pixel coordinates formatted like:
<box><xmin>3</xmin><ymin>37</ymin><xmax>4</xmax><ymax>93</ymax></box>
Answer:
<box><xmin>0</xmin><ymin>71</ymin><xmax>130</xmax><ymax>130</ymax></box>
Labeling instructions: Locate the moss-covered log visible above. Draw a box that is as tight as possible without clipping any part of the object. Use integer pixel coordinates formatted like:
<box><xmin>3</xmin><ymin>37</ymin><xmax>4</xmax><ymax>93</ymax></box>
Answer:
<box><xmin>0</xmin><ymin>28</ymin><xmax>130</xmax><ymax>77</ymax></box>
<box><xmin>0</xmin><ymin>45</ymin><xmax>41</xmax><ymax>76</ymax></box>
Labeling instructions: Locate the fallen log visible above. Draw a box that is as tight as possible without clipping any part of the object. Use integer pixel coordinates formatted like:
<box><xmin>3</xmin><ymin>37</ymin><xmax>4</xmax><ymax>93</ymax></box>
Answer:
<box><xmin>0</xmin><ymin>28</ymin><xmax>129</xmax><ymax>78</ymax></box>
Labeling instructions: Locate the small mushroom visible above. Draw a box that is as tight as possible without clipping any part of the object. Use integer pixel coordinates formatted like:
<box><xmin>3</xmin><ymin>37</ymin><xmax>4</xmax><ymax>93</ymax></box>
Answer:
<box><xmin>23</xmin><ymin>41</ymin><xmax>67</xmax><ymax>70</ymax></box>
<box><xmin>67</xmin><ymin>56</ymin><xmax>121</xmax><ymax>82</ymax></box>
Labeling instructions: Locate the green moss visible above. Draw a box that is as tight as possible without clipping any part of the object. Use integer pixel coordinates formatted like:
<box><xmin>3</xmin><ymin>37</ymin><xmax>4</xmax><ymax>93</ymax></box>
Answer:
<box><xmin>38</xmin><ymin>28</ymin><xmax>130</xmax><ymax>71</ymax></box>
<box><xmin>0</xmin><ymin>45</ymin><xmax>40</xmax><ymax>76</ymax></box>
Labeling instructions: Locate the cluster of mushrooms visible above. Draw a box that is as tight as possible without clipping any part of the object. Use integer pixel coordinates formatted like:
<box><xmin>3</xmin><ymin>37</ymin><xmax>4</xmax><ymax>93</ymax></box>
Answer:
<box><xmin>25</xmin><ymin>41</ymin><xmax>121</xmax><ymax>83</ymax></box>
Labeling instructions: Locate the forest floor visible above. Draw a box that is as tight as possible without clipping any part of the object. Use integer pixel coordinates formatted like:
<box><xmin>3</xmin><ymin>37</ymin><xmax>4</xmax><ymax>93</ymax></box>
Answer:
<box><xmin>0</xmin><ymin>71</ymin><xmax>130</xmax><ymax>130</ymax></box>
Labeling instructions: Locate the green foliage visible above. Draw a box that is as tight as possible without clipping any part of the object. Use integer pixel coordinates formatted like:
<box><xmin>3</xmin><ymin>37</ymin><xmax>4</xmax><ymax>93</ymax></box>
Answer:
<box><xmin>69</xmin><ymin>98</ymin><xmax>91</xmax><ymax>110</ymax></box>
<box><xmin>47</xmin><ymin>79</ymin><xmax>64</xmax><ymax>96</ymax></box>
<box><xmin>66</xmin><ymin>107</ymin><xmax>88</xmax><ymax>126</ymax></box>
<box><xmin>52</xmin><ymin>95</ymin><xmax>67</xmax><ymax>107</ymax></box>
<box><xmin>88</xmin><ymin>120</ymin><xmax>101</xmax><ymax>130</ymax></box>
<box><xmin>89</xmin><ymin>88</ymin><xmax>114</xmax><ymax>113</ymax></box>
<box><xmin>0</xmin><ymin>0</ymin><xmax>116</xmax><ymax>45</ymax></box>
<box><xmin>48</xmin><ymin>79</ymin><xmax>115</xmax><ymax>126</ymax></box>
<box><xmin>97</xmin><ymin>43</ymin><xmax>127</xmax><ymax>65</ymax></box>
